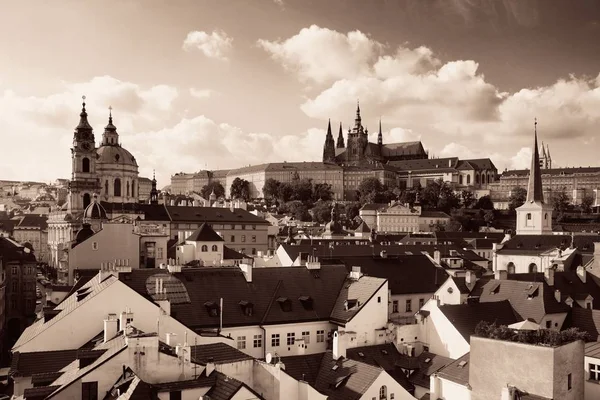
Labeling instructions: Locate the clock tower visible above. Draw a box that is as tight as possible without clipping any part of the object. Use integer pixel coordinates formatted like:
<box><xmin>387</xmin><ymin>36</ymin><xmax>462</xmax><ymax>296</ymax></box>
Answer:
<box><xmin>68</xmin><ymin>96</ymin><xmax>100</xmax><ymax>214</ymax></box>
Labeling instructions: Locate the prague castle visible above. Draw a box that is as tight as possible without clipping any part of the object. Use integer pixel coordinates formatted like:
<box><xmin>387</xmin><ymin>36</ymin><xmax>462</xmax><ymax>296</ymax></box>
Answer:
<box><xmin>172</xmin><ymin>103</ymin><xmax>498</xmax><ymax>200</ymax></box>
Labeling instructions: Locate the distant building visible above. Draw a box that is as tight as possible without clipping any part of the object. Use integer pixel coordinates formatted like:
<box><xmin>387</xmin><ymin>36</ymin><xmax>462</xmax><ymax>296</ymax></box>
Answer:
<box><xmin>12</xmin><ymin>214</ymin><xmax>48</xmax><ymax>263</ymax></box>
<box><xmin>359</xmin><ymin>202</ymin><xmax>450</xmax><ymax>233</ymax></box>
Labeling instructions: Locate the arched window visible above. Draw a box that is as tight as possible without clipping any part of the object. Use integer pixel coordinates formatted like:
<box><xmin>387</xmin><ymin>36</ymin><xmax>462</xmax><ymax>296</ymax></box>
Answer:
<box><xmin>466</xmin><ymin>175</ymin><xmax>471</xmax><ymax>185</ymax></box>
<box><xmin>529</xmin><ymin>263</ymin><xmax>538</xmax><ymax>273</ymax></box>
<box><xmin>83</xmin><ymin>193</ymin><xmax>91</xmax><ymax>208</ymax></box>
<box><xmin>211</xmin><ymin>245</ymin><xmax>218</xmax><ymax>252</ymax></box>
<box><xmin>481</xmin><ymin>173</ymin><xmax>486</xmax><ymax>184</ymax></box>
<box><xmin>544</xmin><ymin>213</ymin><xmax>548</xmax><ymax>220</ymax></box>
<box><xmin>131</xmin><ymin>180</ymin><xmax>135</xmax><ymax>198</ymax></box>
<box><xmin>104</xmin><ymin>180</ymin><xmax>109</xmax><ymax>195</ymax></box>
<box><xmin>114</xmin><ymin>178</ymin><xmax>122</xmax><ymax>197</ymax></box>
<box><xmin>201</xmin><ymin>245</ymin><xmax>208</xmax><ymax>252</ymax></box>
<box><xmin>126</xmin><ymin>181</ymin><xmax>130</xmax><ymax>197</ymax></box>
<box><xmin>82</xmin><ymin>157</ymin><xmax>90</xmax><ymax>173</ymax></box>
<box><xmin>379</xmin><ymin>385</ymin><xmax>387</xmax><ymax>400</ymax></box>
<box><xmin>507</xmin><ymin>262</ymin><xmax>515</xmax><ymax>274</ymax></box>
<box><xmin>459</xmin><ymin>175</ymin><xmax>463</xmax><ymax>185</ymax></box>
<box><xmin>475</xmin><ymin>174</ymin><xmax>480</xmax><ymax>184</ymax></box>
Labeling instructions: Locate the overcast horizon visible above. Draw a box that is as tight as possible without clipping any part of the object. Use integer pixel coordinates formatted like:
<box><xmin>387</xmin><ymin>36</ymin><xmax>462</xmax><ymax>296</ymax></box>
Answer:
<box><xmin>1</xmin><ymin>0</ymin><xmax>600</xmax><ymax>186</ymax></box>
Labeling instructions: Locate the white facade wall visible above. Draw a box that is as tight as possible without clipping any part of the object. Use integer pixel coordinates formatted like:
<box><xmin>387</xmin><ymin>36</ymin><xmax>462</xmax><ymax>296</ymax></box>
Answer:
<box><xmin>345</xmin><ymin>282</ymin><xmax>389</xmax><ymax>347</ymax></box>
<box><xmin>360</xmin><ymin>371</ymin><xmax>415</xmax><ymax>400</ymax></box>
<box><xmin>421</xmin><ymin>301</ymin><xmax>470</xmax><ymax>359</ymax></box>
<box><xmin>585</xmin><ymin>355</ymin><xmax>600</xmax><ymax>400</ymax></box>
<box><xmin>390</xmin><ymin>292</ymin><xmax>431</xmax><ymax>322</ymax></box>
<box><xmin>432</xmin><ymin>376</ymin><xmax>472</xmax><ymax>400</ymax></box>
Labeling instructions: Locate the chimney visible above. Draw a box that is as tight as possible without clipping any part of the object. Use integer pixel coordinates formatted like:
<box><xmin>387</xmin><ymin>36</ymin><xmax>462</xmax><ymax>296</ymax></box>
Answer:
<box><xmin>206</xmin><ymin>358</ymin><xmax>215</xmax><ymax>376</ymax></box>
<box><xmin>240</xmin><ymin>262</ymin><xmax>253</xmax><ymax>282</ymax></box>
<box><xmin>555</xmin><ymin>289</ymin><xmax>561</xmax><ymax>303</ymax></box>
<box><xmin>577</xmin><ymin>265</ymin><xmax>587</xmax><ymax>283</ymax></box>
<box><xmin>433</xmin><ymin>250</ymin><xmax>441</xmax><ymax>265</ymax></box>
<box><xmin>448</xmin><ymin>159</ymin><xmax>452</xmax><ymax>168</ymax></box>
<box><xmin>349</xmin><ymin>266</ymin><xmax>362</xmax><ymax>280</ymax></box>
<box><xmin>167</xmin><ymin>264</ymin><xmax>182</xmax><ymax>273</ymax></box>
<box><xmin>332</xmin><ymin>331</ymin><xmax>346</xmax><ymax>360</ymax></box>
<box><xmin>120</xmin><ymin>310</ymin><xmax>134</xmax><ymax>331</ymax></box>
<box><xmin>306</xmin><ymin>255</ymin><xmax>321</xmax><ymax>270</ymax></box>
<box><xmin>430</xmin><ymin>374</ymin><xmax>440</xmax><ymax>399</ymax></box>
<box><xmin>494</xmin><ymin>270</ymin><xmax>507</xmax><ymax>280</ymax></box>
<box><xmin>104</xmin><ymin>314</ymin><xmax>118</xmax><ymax>343</ymax></box>
<box><xmin>165</xmin><ymin>333</ymin><xmax>177</xmax><ymax>346</ymax></box>
<box><xmin>465</xmin><ymin>270</ymin><xmax>476</xmax><ymax>285</ymax></box>
<box><xmin>380</xmin><ymin>250</ymin><xmax>388</xmax><ymax>258</ymax></box>
<box><xmin>544</xmin><ymin>267</ymin><xmax>555</xmax><ymax>286</ymax></box>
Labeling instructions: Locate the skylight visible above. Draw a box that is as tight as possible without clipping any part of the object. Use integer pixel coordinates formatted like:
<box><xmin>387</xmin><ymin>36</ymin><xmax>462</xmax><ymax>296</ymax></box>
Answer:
<box><xmin>458</xmin><ymin>360</ymin><xmax>468</xmax><ymax>368</ymax></box>
<box><xmin>331</xmin><ymin>365</ymin><xmax>339</xmax><ymax>371</ymax></box>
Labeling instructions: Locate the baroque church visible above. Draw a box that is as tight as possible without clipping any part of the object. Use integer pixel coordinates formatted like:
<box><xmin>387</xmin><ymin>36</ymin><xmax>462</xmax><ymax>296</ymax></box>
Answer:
<box><xmin>322</xmin><ymin>102</ymin><xmax>428</xmax><ymax>166</ymax></box>
<box><xmin>47</xmin><ymin>98</ymin><xmax>157</xmax><ymax>268</ymax></box>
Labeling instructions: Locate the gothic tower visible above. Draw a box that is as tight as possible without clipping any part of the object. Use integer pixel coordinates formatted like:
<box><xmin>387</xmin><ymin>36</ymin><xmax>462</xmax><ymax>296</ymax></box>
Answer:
<box><xmin>336</xmin><ymin>122</ymin><xmax>345</xmax><ymax>148</ymax></box>
<box><xmin>68</xmin><ymin>96</ymin><xmax>101</xmax><ymax>214</ymax></box>
<box><xmin>345</xmin><ymin>101</ymin><xmax>369</xmax><ymax>164</ymax></box>
<box><xmin>516</xmin><ymin>119</ymin><xmax>553</xmax><ymax>235</ymax></box>
<box><xmin>322</xmin><ymin>119</ymin><xmax>336</xmax><ymax>163</ymax></box>
<box><xmin>377</xmin><ymin>119</ymin><xmax>383</xmax><ymax>146</ymax></box>
<box><xmin>150</xmin><ymin>170</ymin><xmax>159</xmax><ymax>204</ymax></box>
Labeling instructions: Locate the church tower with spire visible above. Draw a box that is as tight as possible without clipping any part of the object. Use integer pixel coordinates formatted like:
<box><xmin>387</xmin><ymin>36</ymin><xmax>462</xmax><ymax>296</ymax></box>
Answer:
<box><xmin>322</xmin><ymin>119</ymin><xmax>336</xmax><ymax>164</ymax></box>
<box><xmin>336</xmin><ymin>122</ymin><xmax>345</xmax><ymax>149</ymax></box>
<box><xmin>68</xmin><ymin>96</ymin><xmax>101</xmax><ymax>214</ymax></box>
<box><xmin>345</xmin><ymin>101</ymin><xmax>369</xmax><ymax>164</ymax></box>
<box><xmin>150</xmin><ymin>170</ymin><xmax>159</xmax><ymax>204</ymax></box>
<box><xmin>516</xmin><ymin>119</ymin><xmax>553</xmax><ymax>235</ymax></box>
<box><xmin>377</xmin><ymin>119</ymin><xmax>383</xmax><ymax>147</ymax></box>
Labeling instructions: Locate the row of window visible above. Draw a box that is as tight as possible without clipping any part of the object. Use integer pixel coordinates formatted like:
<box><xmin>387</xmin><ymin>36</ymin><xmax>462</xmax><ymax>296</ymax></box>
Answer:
<box><xmin>252</xmin><ymin>330</ymin><xmax>327</xmax><ymax>349</ymax></box>
<box><xmin>177</xmin><ymin>224</ymin><xmax>258</xmax><ymax>230</ymax></box>
<box><xmin>229</xmin><ymin>235</ymin><xmax>256</xmax><ymax>243</ymax></box>
<box><xmin>392</xmin><ymin>298</ymin><xmax>425</xmax><ymax>313</ymax></box>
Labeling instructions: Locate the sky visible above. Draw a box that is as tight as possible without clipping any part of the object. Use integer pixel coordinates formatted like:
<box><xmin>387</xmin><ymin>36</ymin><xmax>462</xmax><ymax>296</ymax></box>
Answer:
<box><xmin>1</xmin><ymin>0</ymin><xmax>600</xmax><ymax>187</ymax></box>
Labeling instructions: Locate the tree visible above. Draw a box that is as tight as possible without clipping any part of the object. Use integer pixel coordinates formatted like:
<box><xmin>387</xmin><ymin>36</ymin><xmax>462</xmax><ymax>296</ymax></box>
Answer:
<box><xmin>399</xmin><ymin>190</ymin><xmax>417</xmax><ymax>207</ymax></box>
<box><xmin>508</xmin><ymin>187</ymin><xmax>527</xmax><ymax>211</ymax></box>
<box><xmin>475</xmin><ymin>195</ymin><xmax>494</xmax><ymax>210</ymax></box>
<box><xmin>281</xmin><ymin>200</ymin><xmax>311</xmax><ymax>222</ymax></box>
<box><xmin>581</xmin><ymin>195</ymin><xmax>594</xmax><ymax>214</ymax></box>
<box><xmin>421</xmin><ymin>179</ymin><xmax>460</xmax><ymax>212</ymax></box>
<box><xmin>344</xmin><ymin>202</ymin><xmax>361</xmax><ymax>221</ymax></box>
<box><xmin>357</xmin><ymin>177</ymin><xmax>384</xmax><ymax>205</ymax></box>
<box><xmin>461</xmin><ymin>190</ymin><xmax>475</xmax><ymax>208</ymax></box>
<box><xmin>312</xmin><ymin>183</ymin><xmax>333</xmax><ymax>202</ymax></box>
<box><xmin>446</xmin><ymin>218</ymin><xmax>463</xmax><ymax>232</ymax></box>
<box><xmin>200</xmin><ymin>181</ymin><xmax>225</xmax><ymax>200</ymax></box>
<box><xmin>311</xmin><ymin>201</ymin><xmax>332</xmax><ymax>223</ymax></box>
<box><xmin>277</xmin><ymin>183</ymin><xmax>294</xmax><ymax>203</ymax></box>
<box><xmin>551</xmin><ymin>188</ymin><xmax>570</xmax><ymax>213</ymax></box>
<box><xmin>262</xmin><ymin>178</ymin><xmax>280</xmax><ymax>200</ymax></box>
<box><xmin>230</xmin><ymin>178</ymin><xmax>251</xmax><ymax>201</ymax></box>
<box><xmin>484</xmin><ymin>210</ymin><xmax>495</xmax><ymax>226</ymax></box>
<box><xmin>290</xmin><ymin>178</ymin><xmax>313</xmax><ymax>203</ymax></box>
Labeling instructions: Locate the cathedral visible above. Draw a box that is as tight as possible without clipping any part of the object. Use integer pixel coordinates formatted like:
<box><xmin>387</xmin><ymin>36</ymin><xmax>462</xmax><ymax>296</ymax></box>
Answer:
<box><xmin>47</xmin><ymin>98</ymin><xmax>154</xmax><ymax>268</ymax></box>
<box><xmin>322</xmin><ymin>102</ymin><xmax>428</xmax><ymax>166</ymax></box>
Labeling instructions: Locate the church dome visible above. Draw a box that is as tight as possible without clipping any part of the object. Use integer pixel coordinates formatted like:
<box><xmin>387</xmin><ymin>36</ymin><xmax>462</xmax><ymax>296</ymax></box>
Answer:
<box><xmin>83</xmin><ymin>196</ymin><xmax>107</xmax><ymax>220</ymax></box>
<box><xmin>96</xmin><ymin>145</ymin><xmax>138</xmax><ymax>168</ymax></box>
<box><xmin>75</xmin><ymin>223</ymin><xmax>95</xmax><ymax>243</ymax></box>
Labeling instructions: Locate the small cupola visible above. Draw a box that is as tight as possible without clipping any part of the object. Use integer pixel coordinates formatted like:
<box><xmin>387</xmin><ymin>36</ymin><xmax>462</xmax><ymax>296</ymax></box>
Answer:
<box><xmin>102</xmin><ymin>106</ymin><xmax>120</xmax><ymax>146</ymax></box>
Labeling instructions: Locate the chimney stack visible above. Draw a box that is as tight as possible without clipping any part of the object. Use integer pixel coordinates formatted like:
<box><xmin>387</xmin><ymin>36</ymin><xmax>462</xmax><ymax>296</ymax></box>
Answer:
<box><xmin>555</xmin><ymin>289</ymin><xmax>562</xmax><ymax>303</ymax></box>
<box><xmin>577</xmin><ymin>265</ymin><xmax>587</xmax><ymax>284</ymax></box>
<box><xmin>433</xmin><ymin>250</ymin><xmax>441</xmax><ymax>265</ymax></box>
<box><xmin>465</xmin><ymin>270</ymin><xmax>476</xmax><ymax>286</ymax></box>
<box><xmin>544</xmin><ymin>267</ymin><xmax>555</xmax><ymax>286</ymax></box>
<box><xmin>240</xmin><ymin>262</ymin><xmax>253</xmax><ymax>282</ymax></box>
<box><xmin>332</xmin><ymin>331</ymin><xmax>346</xmax><ymax>360</ymax></box>
<box><xmin>104</xmin><ymin>314</ymin><xmax>118</xmax><ymax>343</ymax></box>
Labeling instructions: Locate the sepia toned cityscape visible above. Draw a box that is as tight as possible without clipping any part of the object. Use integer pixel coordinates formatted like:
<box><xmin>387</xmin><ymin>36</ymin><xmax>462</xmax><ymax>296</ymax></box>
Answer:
<box><xmin>1</xmin><ymin>1</ymin><xmax>600</xmax><ymax>399</ymax></box>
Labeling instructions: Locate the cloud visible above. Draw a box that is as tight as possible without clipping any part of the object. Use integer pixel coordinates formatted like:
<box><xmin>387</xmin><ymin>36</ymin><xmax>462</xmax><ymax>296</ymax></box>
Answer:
<box><xmin>439</xmin><ymin>142</ymin><xmax>531</xmax><ymax>170</ymax></box>
<box><xmin>182</xmin><ymin>30</ymin><xmax>233</xmax><ymax>61</ymax></box>
<box><xmin>189</xmin><ymin>88</ymin><xmax>216</xmax><ymax>99</ymax></box>
<box><xmin>0</xmin><ymin>76</ymin><xmax>327</xmax><ymax>187</ymax></box>
<box><xmin>259</xmin><ymin>25</ymin><xmax>600</xmax><ymax>169</ymax></box>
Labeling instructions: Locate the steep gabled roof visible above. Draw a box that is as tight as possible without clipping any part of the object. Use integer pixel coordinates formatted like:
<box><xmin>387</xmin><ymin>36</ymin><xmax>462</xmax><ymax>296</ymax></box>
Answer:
<box><xmin>190</xmin><ymin>342</ymin><xmax>253</xmax><ymax>364</ymax></box>
<box><xmin>330</xmin><ymin>276</ymin><xmax>386</xmax><ymax>324</ymax></box>
<box><xmin>9</xmin><ymin>349</ymin><xmax>78</xmax><ymax>378</ymax></box>
<box><xmin>15</xmin><ymin>214</ymin><xmax>48</xmax><ymax>230</ymax></box>
<box><xmin>166</xmin><ymin>205</ymin><xmax>269</xmax><ymax>224</ymax></box>
<box><xmin>186</xmin><ymin>223</ymin><xmax>224</xmax><ymax>242</ymax></box>
<box><xmin>345</xmin><ymin>344</ymin><xmax>414</xmax><ymax>392</ymax></box>
<box><xmin>438</xmin><ymin>301</ymin><xmax>519</xmax><ymax>342</ymax></box>
<box><xmin>436</xmin><ymin>353</ymin><xmax>470</xmax><ymax>385</ymax></box>
<box><xmin>498</xmin><ymin>234</ymin><xmax>600</xmax><ymax>254</ymax></box>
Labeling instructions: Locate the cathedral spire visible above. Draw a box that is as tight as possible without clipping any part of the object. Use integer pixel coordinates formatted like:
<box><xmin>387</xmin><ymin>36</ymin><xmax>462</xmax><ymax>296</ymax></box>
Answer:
<box><xmin>355</xmin><ymin>100</ymin><xmax>362</xmax><ymax>123</ymax></box>
<box><xmin>377</xmin><ymin>119</ymin><xmax>383</xmax><ymax>146</ymax></box>
<box><xmin>336</xmin><ymin>122</ymin><xmax>345</xmax><ymax>148</ymax></box>
<box><xmin>526</xmin><ymin>118</ymin><xmax>544</xmax><ymax>204</ymax></box>
<box><xmin>322</xmin><ymin>119</ymin><xmax>336</xmax><ymax>163</ymax></box>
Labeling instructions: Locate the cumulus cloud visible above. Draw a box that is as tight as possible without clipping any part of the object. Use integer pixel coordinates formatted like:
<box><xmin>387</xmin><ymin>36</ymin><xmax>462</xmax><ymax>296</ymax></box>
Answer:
<box><xmin>0</xmin><ymin>76</ymin><xmax>326</xmax><ymax>186</ymax></box>
<box><xmin>182</xmin><ymin>30</ymin><xmax>233</xmax><ymax>61</ymax></box>
<box><xmin>259</xmin><ymin>25</ymin><xmax>600</xmax><ymax>169</ymax></box>
<box><xmin>189</xmin><ymin>88</ymin><xmax>216</xmax><ymax>99</ymax></box>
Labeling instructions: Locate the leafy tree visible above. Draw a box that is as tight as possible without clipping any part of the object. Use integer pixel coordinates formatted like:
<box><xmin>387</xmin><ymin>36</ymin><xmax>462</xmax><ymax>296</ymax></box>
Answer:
<box><xmin>420</xmin><ymin>179</ymin><xmax>460</xmax><ymax>212</ymax></box>
<box><xmin>200</xmin><ymin>181</ymin><xmax>225</xmax><ymax>199</ymax></box>
<box><xmin>313</xmin><ymin>183</ymin><xmax>333</xmax><ymax>202</ymax></box>
<box><xmin>551</xmin><ymin>188</ymin><xmax>570</xmax><ymax>213</ymax></box>
<box><xmin>461</xmin><ymin>190</ymin><xmax>475</xmax><ymax>208</ymax></box>
<box><xmin>311</xmin><ymin>201</ymin><xmax>332</xmax><ymax>223</ymax></box>
<box><xmin>445</xmin><ymin>218</ymin><xmax>463</xmax><ymax>232</ymax></box>
<box><xmin>262</xmin><ymin>178</ymin><xmax>280</xmax><ymax>200</ymax></box>
<box><xmin>290</xmin><ymin>178</ymin><xmax>313</xmax><ymax>203</ymax></box>
<box><xmin>230</xmin><ymin>178</ymin><xmax>251</xmax><ymax>201</ymax></box>
<box><xmin>399</xmin><ymin>190</ymin><xmax>417</xmax><ymax>207</ymax></box>
<box><xmin>277</xmin><ymin>183</ymin><xmax>294</xmax><ymax>203</ymax></box>
<box><xmin>508</xmin><ymin>187</ymin><xmax>527</xmax><ymax>211</ymax></box>
<box><xmin>484</xmin><ymin>210</ymin><xmax>495</xmax><ymax>226</ymax></box>
<box><xmin>580</xmin><ymin>195</ymin><xmax>594</xmax><ymax>214</ymax></box>
<box><xmin>475</xmin><ymin>195</ymin><xmax>494</xmax><ymax>210</ymax></box>
<box><xmin>281</xmin><ymin>200</ymin><xmax>311</xmax><ymax>222</ymax></box>
<box><xmin>357</xmin><ymin>177</ymin><xmax>384</xmax><ymax>205</ymax></box>
<box><xmin>344</xmin><ymin>202</ymin><xmax>361</xmax><ymax>221</ymax></box>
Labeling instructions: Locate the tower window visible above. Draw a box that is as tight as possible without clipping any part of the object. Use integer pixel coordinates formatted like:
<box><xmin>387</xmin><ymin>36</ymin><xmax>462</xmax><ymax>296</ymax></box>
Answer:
<box><xmin>544</xmin><ymin>213</ymin><xmax>548</xmax><ymax>220</ymax></box>
<box><xmin>131</xmin><ymin>180</ymin><xmax>135</xmax><ymax>197</ymax></box>
<box><xmin>104</xmin><ymin>180</ymin><xmax>109</xmax><ymax>195</ymax></box>
<box><xmin>126</xmin><ymin>181</ymin><xmax>130</xmax><ymax>197</ymax></box>
<box><xmin>82</xmin><ymin>157</ymin><xmax>90</xmax><ymax>173</ymax></box>
<box><xmin>527</xmin><ymin>213</ymin><xmax>532</xmax><ymax>220</ymax></box>
<box><xmin>83</xmin><ymin>193</ymin><xmax>91</xmax><ymax>208</ymax></box>
<box><xmin>114</xmin><ymin>178</ymin><xmax>122</xmax><ymax>197</ymax></box>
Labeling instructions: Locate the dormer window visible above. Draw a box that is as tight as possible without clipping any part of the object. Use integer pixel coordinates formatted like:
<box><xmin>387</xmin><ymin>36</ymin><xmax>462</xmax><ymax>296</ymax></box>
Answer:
<box><xmin>204</xmin><ymin>301</ymin><xmax>219</xmax><ymax>317</ymax></box>
<box><xmin>276</xmin><ymin>297</ymin><xmax>292</xmax><ymax>312</ymax></box>
<box><xmin>299</xmin><ymin>296</ymin><xmax>313</xmax><ymax>310</ymax></box>
<box><xmin>344</xmin><ymin>299</ymin><xmax>358</xmax><ymax>311</ymax></box>
<box><xmin>239</xmin><ymin>300</ymin><xmax>254</xmax><ymax>316</ymax></box>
